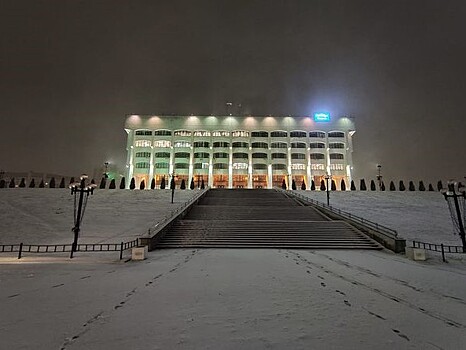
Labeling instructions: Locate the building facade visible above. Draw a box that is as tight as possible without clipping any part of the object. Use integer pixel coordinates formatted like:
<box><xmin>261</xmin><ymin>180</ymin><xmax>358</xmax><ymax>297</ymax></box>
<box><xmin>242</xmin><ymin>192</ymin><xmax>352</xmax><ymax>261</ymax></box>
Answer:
<box><xmin>125</xmin><ymin>114</ymin><xmax>355</xmax><ymax>189</ymax></box>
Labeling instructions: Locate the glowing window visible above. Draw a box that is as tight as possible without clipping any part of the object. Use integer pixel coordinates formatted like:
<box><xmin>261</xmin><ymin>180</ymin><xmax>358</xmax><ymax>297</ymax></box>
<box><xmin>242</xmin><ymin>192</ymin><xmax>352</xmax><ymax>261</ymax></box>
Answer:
<box><xmin>174</xmin><ymin>130</ymin><xmax>192</xmax><ymax>137</ymax></box>
<box><xmin>212</xmin><ymin>131</ymin><xmax>230</xmax><ymax>137</ymax></box>
<box><xmin>174</xmin><ymin>141</ymin><xmax>191</xmax><ymax>148</ymax></box>
<box><xmin>232</xmin><ymin>162</ymin><xmax>248</xmax><ymax>170</ymax></box>
<box><xmin>311</xmin><ymin>164</ymin><xmax>325</xmax><ymax>170</ymax></box>
<box><xmin>330</xmin><ymin>164</ymin><xmax>345</xmax><ymax>170</ymax></box>
<box><xmin>154</xmin><ymin>140</ymin><xmax>171</xmax><ymax>148</ymax></box>
<box><xmin>291</xmin><ymin>164</ymin><xmax>305</xmax><ymax>170</ymax></box>
<box><xmin>135</xmin><ymin>140</ymin><xmax>152</xmax><ymax>147</ymax></box>
<box><xmin>232</xmin><ymin>131</ymin><xmax>249</xmax><ymax>138</ymax></box>
<box><xmin>194</xmin><ymin>130</ymin><xmax>211</xmax><ymax>137</ymax></box>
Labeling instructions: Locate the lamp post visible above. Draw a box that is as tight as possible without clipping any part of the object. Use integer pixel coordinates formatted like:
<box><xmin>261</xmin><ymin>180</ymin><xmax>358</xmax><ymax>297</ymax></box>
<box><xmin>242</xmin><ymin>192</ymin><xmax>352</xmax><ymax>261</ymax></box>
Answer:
<box><xmin>104</xmin><ymin>162</ymin><xmax>109</xmax><ymax>178</ymax></box>
<box><xmin>70</xmin><ymin>176</ymin><xmax>96</xmax><ymax>258</ymax></box>
<box><xmin>170</xmin><ymin>173</ymin><xmax>176</xmax><ymax>203</ymax></box>
<box><xmin>376</xmin><ymin>164</ymin><xmax>382</xmax><ymax>190</ymax></box>
<box><xmin>441</xmin><ymin>182</ymin><xmax>466</xmax><ymax>252</ymax></box>
<box><xmin>325</xmin><ymin>174</ymin><xmax>332</xmax><ymax>206</ymax></box>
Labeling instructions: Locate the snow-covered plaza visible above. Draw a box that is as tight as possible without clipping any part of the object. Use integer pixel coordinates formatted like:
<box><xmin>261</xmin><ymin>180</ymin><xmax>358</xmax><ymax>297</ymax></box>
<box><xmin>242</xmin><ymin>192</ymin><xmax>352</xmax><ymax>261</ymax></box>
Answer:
<box><xmin>1</xmin><ymin>188</ymin><xmax>466</xmax><ymax>349</ymax></box>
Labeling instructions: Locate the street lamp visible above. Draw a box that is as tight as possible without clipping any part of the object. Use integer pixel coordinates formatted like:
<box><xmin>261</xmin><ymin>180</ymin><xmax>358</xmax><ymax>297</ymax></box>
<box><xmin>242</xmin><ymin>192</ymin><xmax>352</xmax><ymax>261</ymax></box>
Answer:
<box><xmin>441</xmin><ymin>182</ymin><xmax>466</xmax><ymax>252</ymax></box>
<box><xmin>69</xmin><ymin>175</ymin><xmax>96</xmax><ymax>258</ymax></box>
<box><xmin>324</xmin><ymin>174</ymin><xmax>332</xmax><ymax>206</ymax></box>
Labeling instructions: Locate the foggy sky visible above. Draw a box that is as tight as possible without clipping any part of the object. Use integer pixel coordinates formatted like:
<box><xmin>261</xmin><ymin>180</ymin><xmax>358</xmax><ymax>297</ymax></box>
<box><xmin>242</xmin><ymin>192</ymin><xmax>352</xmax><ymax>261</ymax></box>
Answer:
<box><xmin>1</xmin><ymin>0</ymin><xmax>465</xmax><ymax>183</ymax></box>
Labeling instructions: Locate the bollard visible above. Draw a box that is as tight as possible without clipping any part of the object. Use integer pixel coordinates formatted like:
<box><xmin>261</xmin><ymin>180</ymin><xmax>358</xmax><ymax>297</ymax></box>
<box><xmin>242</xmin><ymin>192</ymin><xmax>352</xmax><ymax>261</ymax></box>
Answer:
<box><xmin>120</xmin><ymin>242</ymin><xmax>124</xmax><ymax>260</ymax></box>
<box><xmin>441</xmin><ymin>243</ymin><xmax>446</xmax><ymax>263</ymax></box>
<box><xmin>18</xmin><ymin>243</ymin><xmax>23</xmax><ymax>259</ymax></box>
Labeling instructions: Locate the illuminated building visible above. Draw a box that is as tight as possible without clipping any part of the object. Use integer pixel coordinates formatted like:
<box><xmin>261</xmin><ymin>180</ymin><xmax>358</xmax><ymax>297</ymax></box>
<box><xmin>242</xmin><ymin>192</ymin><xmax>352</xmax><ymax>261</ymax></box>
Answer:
<box><xmin>124</xmin><ymin>114</ymin><xmax>355</xmax><ymax>189</ymax></box>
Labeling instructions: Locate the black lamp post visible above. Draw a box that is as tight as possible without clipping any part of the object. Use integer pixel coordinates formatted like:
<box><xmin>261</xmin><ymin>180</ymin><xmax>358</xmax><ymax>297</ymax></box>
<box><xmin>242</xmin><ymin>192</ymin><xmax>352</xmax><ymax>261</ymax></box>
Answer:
<box><xmin>70</xmin><ymin>176</ymin><xmax>96</xmax><ymax>258</ymax></box>
<box><xmin>441</xmin><ymin>182</ymin><xmax>466</xmax><ymax>252</ymax></box>
<box><xmin>325</xmin><ymin>174</ymin><xmax>332</xmax><ymax>206</ymax></box>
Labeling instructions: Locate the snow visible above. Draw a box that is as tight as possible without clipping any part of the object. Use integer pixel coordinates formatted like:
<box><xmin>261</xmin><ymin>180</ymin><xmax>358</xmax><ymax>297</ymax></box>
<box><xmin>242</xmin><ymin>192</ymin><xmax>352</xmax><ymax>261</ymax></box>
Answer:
<box><xmin>1</xmin><ymin>188</ymin><xmax>466</xmax><ymax>349</ymax></box>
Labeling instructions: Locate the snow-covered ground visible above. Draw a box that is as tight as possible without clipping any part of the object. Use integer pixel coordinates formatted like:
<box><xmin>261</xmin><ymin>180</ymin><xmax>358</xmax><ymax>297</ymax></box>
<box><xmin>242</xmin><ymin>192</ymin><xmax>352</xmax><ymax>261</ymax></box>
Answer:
<box><xmin>1</xmin><ymin>188</ymin><xmax>466</xmax><ymax>349</ymax></box>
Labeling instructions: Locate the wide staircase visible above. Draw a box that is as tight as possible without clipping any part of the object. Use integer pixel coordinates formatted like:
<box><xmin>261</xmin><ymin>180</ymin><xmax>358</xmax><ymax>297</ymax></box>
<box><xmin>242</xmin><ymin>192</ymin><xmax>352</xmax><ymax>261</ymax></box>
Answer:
<box><xmin>156</xmin><ymin>189</ymin><xmax>382</xmax><ymax>249</ymax></box>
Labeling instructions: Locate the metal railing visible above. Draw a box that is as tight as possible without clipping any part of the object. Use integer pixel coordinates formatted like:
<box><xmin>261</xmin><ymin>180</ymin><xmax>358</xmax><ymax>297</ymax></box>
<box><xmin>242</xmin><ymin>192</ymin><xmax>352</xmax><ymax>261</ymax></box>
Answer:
<box><xmin>412</xmin><ymin>240</ymin><xmax>465</xmax><ymax>262</ymax></box>
<box><xmin>0</xmin><ymin>238</ymin><xmax>140</xmax><ymax>260</ymax></box>
<box><xmin>279</xmin><ymin>188</ymin><xmax>398</xmax><ymax>239</ymax></box>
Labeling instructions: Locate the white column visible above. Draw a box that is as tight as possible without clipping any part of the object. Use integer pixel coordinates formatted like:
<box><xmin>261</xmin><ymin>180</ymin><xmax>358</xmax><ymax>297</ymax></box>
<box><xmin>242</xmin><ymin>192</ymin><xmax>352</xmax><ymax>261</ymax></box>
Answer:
<box><xmin>228</xmin><ymin>146</ymin><xmax>233</xmax><ymax>188</ymax></box>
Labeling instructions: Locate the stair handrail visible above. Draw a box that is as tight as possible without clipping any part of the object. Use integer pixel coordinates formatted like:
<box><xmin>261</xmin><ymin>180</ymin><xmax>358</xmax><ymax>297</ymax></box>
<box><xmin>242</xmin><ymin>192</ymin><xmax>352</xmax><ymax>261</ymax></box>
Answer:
<box><xmin>277</xmin><ymin>188</ymin><xmax>398</xmax><ymax>239</ymax></box>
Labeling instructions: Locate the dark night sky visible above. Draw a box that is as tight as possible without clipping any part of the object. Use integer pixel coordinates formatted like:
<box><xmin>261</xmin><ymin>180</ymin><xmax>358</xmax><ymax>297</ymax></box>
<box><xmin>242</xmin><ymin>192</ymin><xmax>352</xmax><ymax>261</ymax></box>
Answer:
<box><xmin>1</xmin><ymin>0</ymin><xmax>465</xmax><ymax>183</ymax></box>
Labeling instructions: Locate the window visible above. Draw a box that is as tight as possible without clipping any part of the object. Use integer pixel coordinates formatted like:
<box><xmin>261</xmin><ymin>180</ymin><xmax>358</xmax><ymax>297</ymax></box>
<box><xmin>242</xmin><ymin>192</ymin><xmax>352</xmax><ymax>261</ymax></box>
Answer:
<box><xmin>154</xmin><ymin>130</ymin><xmax>172</xmax><ymax>136</ymax></box>
<box><xmin>233</xmin><ymin>152</ymin><xmax>248</xmax><ymax>159</ymax></box>
<box><xmin>175</xmin><ymin>152</ymin><xmax>190</xmax><ymax>158</ymax></box>
<box><xmin>272</xmin><ymin>164</ymin><xmax>287</xmax><ymax>170</ymax></box>
<box><xmin>154</xmin><ymin>140</ymin><xmax>171</xmax><ymax>148</ymax></box>
<box><xmin>174</xmin><ymin>141</ymin><xmax>191</xmax><ymax>148</ymax></box>
<box><xmin>311</xmin><ymin>164</ymin><xmax>325</xmax><ymax>170</ymax></box>
<box><xmin>253</xmin><ymin>164</ymin><xmax>267</xmax><ymax>170</ymax></box>
<box><xmin>213</xmin><ymin>141</ymin><xmax>230</xmax><ymax>148</ymax></box>
<box><xmin>194</xmin><ymin>152</ymin><xmax>209</xmax><ymax>158</ymax></box>
<box><xmin>252</xmin><ymin>153</ymin><xmax>268</xmax><ymax>159</ymax></box>
<box><xmin>194</xmin><ymin>141</ymin><xmax>209</xmax><ymax>148</ymax></box>
<box><xmin>310</xmin><ymin>142</ymin><xmax>325</xmax><ymax>148</ymax></box>
<box><xmin>194</xmin><ymin>130</ymin><xmax>211</xmax><ymax>137</ymax></box>
<box><xmin>135</xmin><ymin>130</ymin><xmax>152</xmax><ymax>136</ymax></box>
<box><xmin>328</xmin><ymin>131</ymin><xmax>345</xmax><ymax>138</ymax></box>
<box><xmin>291</xmin><ymin>153</ymin><xmax>305</xmax><ymax>160</ymax></box>
<box><xmin>309</xmin><ymin>131</ymin><xmax>325</xmax><ymax>138</ymax></box>
<box><xmin>194</xmin><ymin>163</ymin><xmax>208</xmax><ymax>169</ymax></box>
<box><xmin>291</xmin><ymin>142</ymin><xmax>306</xmax><ymax>149</ymax></box>
<box><xmin>329</xmin><ymin>143</ymin><xmax>345</xmax><ymax>149</ymax></box>
<box><xmin>135</xmin><ymin>152</ymin><xmax>151</xmax><ymax>158</ymax></box>
<box><xmin>271</xmin><ymin>131</ymin><xmax>287</xmax><ymax>137</ymax></box>
<box><xmin>233</xmin><ymin>142</ymin><xmax>249</xmax><ymax>148</ymax></box>
<box><xmin>290</xmin><ymin>131</ymin><xmax>306</xmax><ymax>138</ymax></box>
<box><xmin>232</xmin><ymin>130</ymin><xmax>249</xmax><ymax>137</ymax></box>
<box><xmin>212</xmin><ymin>131</ymin><xmax>230</xmax><ymax>137</ymax></box>
<box><xmin>155</xmin><ymin>152</ymin><xmax>170</xmax><ymax>158</ymax></box>
<box><xmin>232</xmin><ymin>162</ymin><xmax>248</xmax><ymax>170</ymax></box>
<box><xmin>291</xmin><ymin>164</ymin><xmax>305</xmax><ymax>170</ymax></box>
<box><xmin>214</xmin><ymin>152</ymin><xmax>229</xmax><ymax>159</ymax></box>
<box><xmin>271</xmin><ymin>153</ymin><xmax>287</xmax><ymax>159</ymax></box>
<box><xmin>213</xmin><ymin>163</ymin><xmax>228</xmax><ymax>169</ymax></box>
<box><xmin>174</xmin><ymin>163</ymin><xmax>189</xmax><ymax>169</ymax></box>
<box><xmin>271</xmin><ymin>142</ymin><xmax>287</xmax><ymax>149</ymax></box>
<box><xmin>329</xmin><ymin>153</ymin><xmax>344</xmax><ymax>160</ymax></box>
<box><xmin>155</xmin><ymin>162</ymin><xmax>169</xmax><ymax>169</ymax></box>
<box><xmin>251</xmin><ymin>131</ymin><xmax>268</xmax><ymax>137</ymax></box>
<box><xmin>135</xmin><ymin>140</ymin><xmax>151</xmax><ymax>147</ymax></box>
<box><xmin>252</xmin><ymin>142</ymin><xmax>268</xmax><ymax>149</ymax></box>
<box><xmin>174</xmin><ymin>130</ymin><xmax>192</xmax><ymax>137</ymax></box>
<box><xmin>330</xmin><ymin>164</ymin><xmax>345</xmax><ymax>170</ymax></box>
<box><xmin>310</xmin><ymin>153</ymin><xmax>325</xmax><ymax>160</ymax></box>
<box><xmin>135</xmin><ymin>162</ymin><xmax>150</xmax><ymax>169</ymax></box>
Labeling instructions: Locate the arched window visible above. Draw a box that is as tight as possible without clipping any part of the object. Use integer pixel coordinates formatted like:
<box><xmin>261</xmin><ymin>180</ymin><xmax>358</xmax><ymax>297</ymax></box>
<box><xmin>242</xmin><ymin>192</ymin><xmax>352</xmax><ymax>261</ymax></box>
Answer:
<box><xmin>233</xmin><ymin>152</ymin><xmax>248</xmax><ymax>159</ymax></box>
<box><xmin>135</xmin><ymin>130</ymin><xmax>152</xmax><ymax>136</ymax></box>
<box><xmin>271</xmin><ymin>131</ymin><xmax>287</xmax><ymax>137</ymax></box>
<box><xmin>154</xmin><ymin>130</ymin><xmax>172</xmax><ymax>136</ymax></box>
<box><xmin>213</xmin><ymin>163</ymin><xmax>228</xmax><ymax>169</ymax></box>
<box><xmin>290</xmin><ymin>142</ymin><xmax>306</xmax><ymax>148</ymax></box>
<box><xmin>272</xmin><ymin>164</ymin><xmax>287</xmax><ymax>170</ymax></box>
<box><xmin>251</xmin><ymin>131</ymin><xmax>269</xmax><ymax>137</ymax></box>
<box><xmin>309</xmin><ymin>131</ymin><xmax>326</xmax><ymax>138</ymax></box>
<box><xmin>175</xmin><ymin>152</ymin><xmax>190</xmax><ymax>158</ymax></box>
<box><xmin>310</xmin><ymin>153</ymin><xmax>325</xmax><ymax>160</ymax></box>
<box><xmin>290</xmin><ymin>130</ymin><xmax>306</xmax><ymax>138</ymax></box>
<box><xmin>214</xmin><ymin>152</ymin><xmax>229</xmax><ymax>159</ymax></box>
<box><xmin>155</xmin><ymin>162</ymin><xmax>169</xmax><ymax>169</ymax></box>
<box><xmin>291</xmin><ymin>153</ymin><xmax>306</xmax><ymax>160</ymax></box>
<box><xmin>135</xmin><ymin>152</ymin><xmax>151</xmax><ymax>158</ymax></box>
<box><xmin>271</xmin><ymin>153</ymin><xmax>287</xmax><ymax>159</ymax></box>
<box><xmin>310</xmin><ymin>142</ymin><xmax>326</xmax><ymax>148</ymax></box>
<box><xmin>194</xmin><ymin>152</ymin><xmax>210</xmax><ymax>158</ymax></box>
<box><xmin>174</xmin><ymin>141</ymin><xmax>191</xmax><ymax>148</ymax></box>
<box><xmin>232</xmin><ymin>142</ymin><xmax>249</xmax><ymax>148</ymax></box>
<box><xmin>329</xmin><ymin>153</ymin><xmax>344</xmax><ymax>160</ymax></box>
<box><xmin>329</xmin><ymin>142</ymin><xmax>345</xmax><ymax>149</ymax></box>
<box><xmin>213</xmin><ymin>141</ymin><xmax>230</xmax><ymax>148</ymax></box>
<box><xmin>328</xmin><ymin>131</ymin><xmax>345</xmax><ymax>138</ymax></box>
<box><xmin>232</xmin><ymin>130</ymin><xmax>249</xmax><ymax>138</ymax></box>
<box><xmin>271</xmin><ymin>142</ymin><xmax>287</xmax><ymax>149</ymax></box>
<box><xmin>135</xmin><ymin>140</ymin><xmax>151</xmax><ymax>147</ymax></box>
<box><xmin>194</xmin><ymin>141</ymin><xmax>209</xmax><ymax>148</ymax></box>
<box><xmin>174</xmin><ymin>163</ymin><xmax>189</xmax><ymax>169</ymax></box>
<box><xmin>155</xmin><ymin>152</ymin><xmax>170</xmax><ymax>158</ymax></box>
<box><xmin>174</xmin><ymin>130</ymin><xmax>192</xmax><ymax>137</ymax></box>
<box><xmin>252</xmin><ymin>142</ymin><xmax>268</xmax><ymax>149</ymax></box>
<box><xmin>253</xmin><ymin>164</ymin><xmax>267</xmax><ymax>170</ymax></box>
<box><xmin>252</xmin><ymin>153</ymin><xmax>268</xmax><ymax>159</ymax></box>
<box><xmin>135</xmin><ymin>162</ymin><xmax>150</xmax><ymax>169</ymax></box>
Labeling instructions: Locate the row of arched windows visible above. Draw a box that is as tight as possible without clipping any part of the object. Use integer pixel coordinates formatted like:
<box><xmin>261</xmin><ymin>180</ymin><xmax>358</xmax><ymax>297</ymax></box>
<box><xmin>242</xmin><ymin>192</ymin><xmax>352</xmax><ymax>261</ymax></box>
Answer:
<box><xmin>135</xmin><ymin>129</ymin><xmax>346</xmax><ymax>138</ymax></box>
